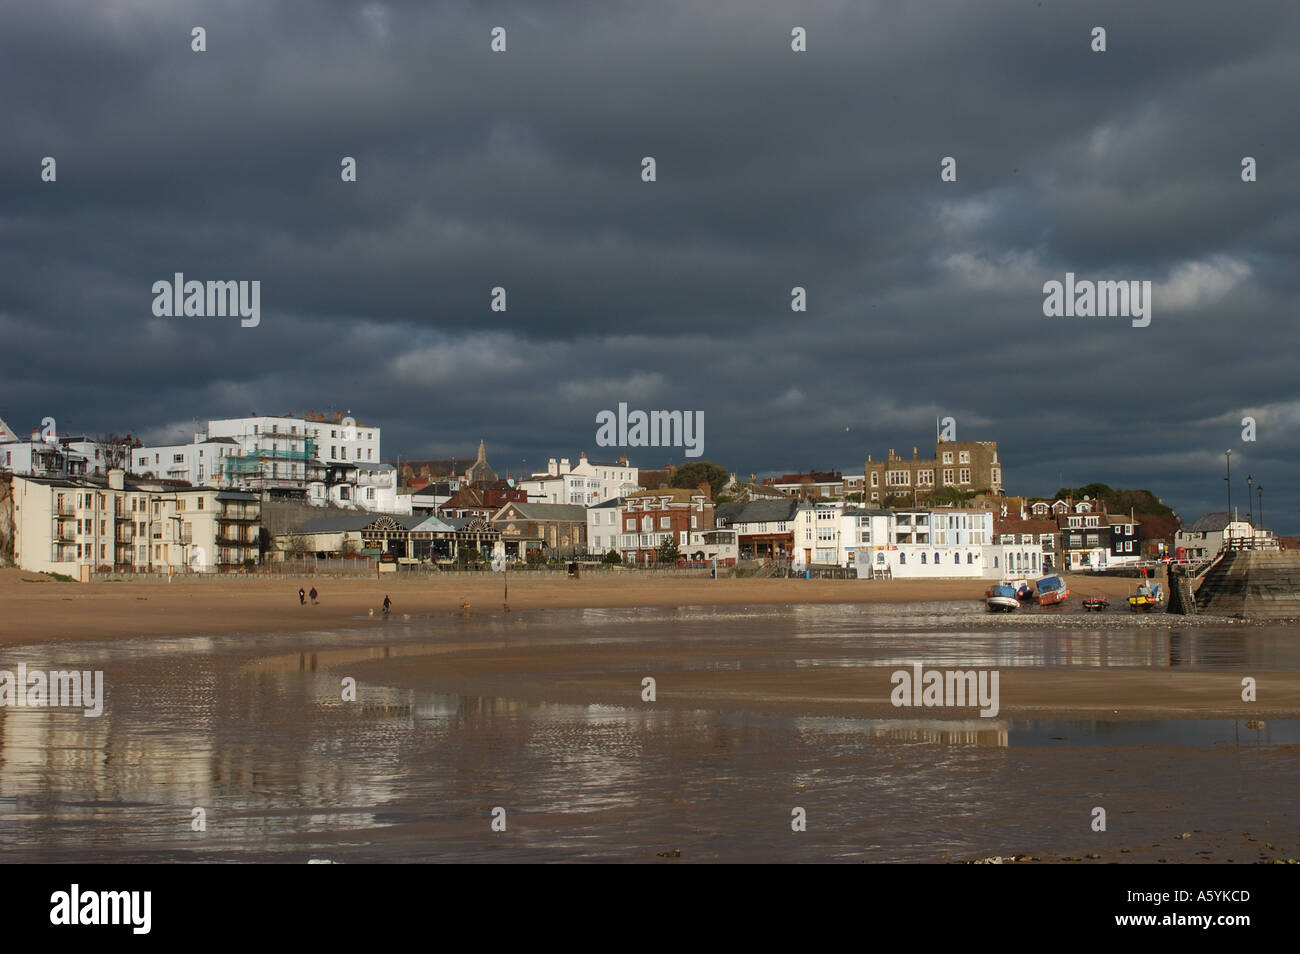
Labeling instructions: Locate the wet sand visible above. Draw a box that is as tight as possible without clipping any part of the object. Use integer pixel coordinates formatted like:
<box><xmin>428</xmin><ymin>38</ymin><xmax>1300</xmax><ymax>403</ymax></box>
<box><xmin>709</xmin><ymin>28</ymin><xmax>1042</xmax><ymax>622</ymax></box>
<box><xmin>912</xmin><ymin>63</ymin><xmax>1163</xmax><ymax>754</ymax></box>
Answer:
<box><xmin>0</xmin><ymin>605</ymin><xmax>1295</xmax><ymax>863</ymax></box>
<box><xmin>0</xmin><ymin>567</ymin><xmax>1153</xmax><ymax>646</ymax></box>
<box><xmin>2</xmin><ymin>574</ymin><xmax>1296</xmax><ymax>863</ymax></box>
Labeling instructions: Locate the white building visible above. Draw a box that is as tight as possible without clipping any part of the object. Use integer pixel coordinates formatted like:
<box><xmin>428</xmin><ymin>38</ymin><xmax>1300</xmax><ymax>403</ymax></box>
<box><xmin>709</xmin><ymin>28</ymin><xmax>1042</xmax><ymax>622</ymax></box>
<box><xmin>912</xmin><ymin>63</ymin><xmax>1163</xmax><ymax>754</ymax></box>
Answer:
<box><xmin>586</xmin><ymin>496</ymin><xmax>623</xmax><ymax>556</ymax></box>
<box><xmin>7</xmin><ymin>470</ymin><xmax>260</xmax><ymax>576</ymax></box>
<box><xmin>519</xmin><ymin>453</ymin><xmax>639</xmax><ymax>505</ymax></box>
<box><xmin>793</xmin><ymin>501</ymin><xmax>847</xmax><ymax>566</ymax></box>
<box><xmin>133</xmin><ymin>435</ymin><xmax>241</xmax><ymax>485</ymax></box>
<box><xmin>1</xmin><ymin>437</ymin><xmax>89</xmax><ymax>478</ymax></box>
<box><xmin>1174</xmin><ymin>511</ymin><xmax>1275</xmax><ymax>561</ymax></box>
<box><xmin>207</xmin><ymin>412</ymin><xmax>382</xmax><ymax>468</ymax></box>
<box><xmin>791</xmin><ymin>505</ymin><xmax>1040</xmax><ymax>580</ymax></box>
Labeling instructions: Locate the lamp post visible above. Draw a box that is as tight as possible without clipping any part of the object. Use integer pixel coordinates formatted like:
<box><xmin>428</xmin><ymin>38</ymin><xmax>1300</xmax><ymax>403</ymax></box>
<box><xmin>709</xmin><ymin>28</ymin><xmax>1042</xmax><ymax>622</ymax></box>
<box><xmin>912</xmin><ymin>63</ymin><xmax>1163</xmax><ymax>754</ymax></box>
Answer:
<box><xmin>1224</xmin><ymin>451</ymin><xmax>1232</xmax><ymax>545</ymax></box>
<box><xmin>1247</xmin><ymin>474</ymin><xmax>1253</xmax><ymax>524</ymax></box>
<box><xmin>1257</xmin><ymin>485</ymin><xmax>1263</xmax><ymax>543</ymax></box>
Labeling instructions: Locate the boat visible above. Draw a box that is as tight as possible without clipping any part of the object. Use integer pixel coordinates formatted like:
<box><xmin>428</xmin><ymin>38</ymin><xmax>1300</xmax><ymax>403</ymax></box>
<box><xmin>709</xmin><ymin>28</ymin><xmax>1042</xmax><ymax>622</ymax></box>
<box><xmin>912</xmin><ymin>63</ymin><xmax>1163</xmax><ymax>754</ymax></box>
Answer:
<box><xmin>1127</xmin><ymin>580</ymin><xmax>1164</xmax><ymax>612</ymax></box>
<box><xmin>986</xmin><ymin>583</ymin><xmax>1020</xmax><ymax>613</ymax></box>
<box><xmin>1036</xmin><ymin>575</ymin><xmax>1070</xmax><ymax>606</ymax></box>
<box><xmin>1082</xmin><ymin>595</ymin><xmax>1109</xmax><ymax>612</ymax></box>
<box><xmin>1002</xmin><ymin>578</ymin><xmax>1033</xmax><ymax>602</ymax></box>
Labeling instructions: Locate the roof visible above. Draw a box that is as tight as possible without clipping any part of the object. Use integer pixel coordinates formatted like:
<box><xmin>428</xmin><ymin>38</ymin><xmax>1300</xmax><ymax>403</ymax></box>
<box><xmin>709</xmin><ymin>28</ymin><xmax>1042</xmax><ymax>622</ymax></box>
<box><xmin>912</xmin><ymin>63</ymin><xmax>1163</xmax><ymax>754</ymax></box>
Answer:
<box><xmin>843</xmin><ymin>507</ymin><xmax>892</xmax><ymax>517</ymax></box>
<box><xmin>626</xmin><ymin>488</ymin><xmax>706</xmax><ymax>503</ymax></box>
<box><xmin>587</xmin><ymin>496</ymin><xmax>625</xmax><ymax>510</ymax></box>
<box><xmin>715</xmin><ymin>499</ymin><xmax>799</xmax><ymax>525</ymax></box>
<box><xmin>292</xmin><ymin>514</ymin><xmax>425</xmax><ymax>533</ymax></box>
<box><xmin>1187</xmin><ymin>511</ymin><xmax>1235</xmax><ymax>532</ymax></box>
<box><xmin>993</xmin><ymin>517</ymin><xmax>1059</xmax><ymax>535</ymax></box>
<box><xmin>494</xmin><ymin>502</ymin><xmax>588</xmax><ymax>521</ymax></box>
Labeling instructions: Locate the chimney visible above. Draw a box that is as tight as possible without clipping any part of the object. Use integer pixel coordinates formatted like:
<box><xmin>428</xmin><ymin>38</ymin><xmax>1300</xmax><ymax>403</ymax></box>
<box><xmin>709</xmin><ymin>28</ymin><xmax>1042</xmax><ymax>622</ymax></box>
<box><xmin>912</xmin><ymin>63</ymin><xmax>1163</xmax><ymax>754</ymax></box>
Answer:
<box><xmin>30</xmin><ymin>426</ymin><xmax>40</xmax><ymax>441</ymax></box>
<box><xmin>913</xmin><ymin>446</ymin><xmax>918</xmax><ymax>460</ymax></box>
<box><xmin>580</xmin><ymin>451</ymin><xmax>587</xmax><ymax>459</ymax></box>
<box><xmin>697</xmin><ymin>481</ymin><xmax>712</xmax><ymax>499</ymax></box>
<box><xmin>619</xmin><ymin>455</ymin><xmax>627</xmax><ymax>465</ymax></box>
<box><xmin>547</xmin><ymin>457</ymin><xmax>558</xmax><ymax>474</ymax></box>
<box><xmin>108</xmin><ymin>468</ymin><xmax>124</xmax><ymax>490</ymax></box>
<box><xmin>560</xmin><ymin>458</ymin><xmax>570</xmax><ymax>474</ymax></box>
<box><xmin>867</xmin><ymin>454</ymin><xmax>872</xmax><ymax>463</ymax></box>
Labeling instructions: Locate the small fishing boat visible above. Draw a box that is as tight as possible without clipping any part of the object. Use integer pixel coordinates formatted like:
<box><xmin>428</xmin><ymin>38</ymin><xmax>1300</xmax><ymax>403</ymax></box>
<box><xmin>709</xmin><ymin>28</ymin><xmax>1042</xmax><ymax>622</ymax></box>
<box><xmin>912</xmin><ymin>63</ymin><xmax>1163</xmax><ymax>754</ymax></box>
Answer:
<box><xmin>1036</xmin><ymin>574</ymin><xmax>1070</xmax><ymax>606</ymax></box>
<box><xmin>1128</xmin><ymin>580</ymin><xmax>1164</xmax><ymax>612</ymax></box>
<box><xmin>1002</xmin><ymin>578</ymin><xmax>1033</xmax><ymax>602</ymax></box>
<box><xmin>1082</xmin><ymin>595</ymin><xmax>1109</xmax><ymax>612</ymax></box>
<box><xmin>986</xmin><ymin>583</ymin><xmax>1020</xmax><ymax>613</ymax></box>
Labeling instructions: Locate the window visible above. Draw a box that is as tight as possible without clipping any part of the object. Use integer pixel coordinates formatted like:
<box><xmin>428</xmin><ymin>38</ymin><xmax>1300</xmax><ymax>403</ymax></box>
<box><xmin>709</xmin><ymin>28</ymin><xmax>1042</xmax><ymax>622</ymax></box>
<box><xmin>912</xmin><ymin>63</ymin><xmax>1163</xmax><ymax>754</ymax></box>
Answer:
<box><xmin>943</xmin><ymin>469</ymin><xmax>954</xmax><ymax>486</ymax></box>
<box><xmin>197</xmin><ymin>497</ymin><xmax>204</xmax><ymax>510</ymax></box>
<box><xmin>660</xmin><ymin>516</ymin><xmax>671</xmax><ymax>529</ymax></box>
<box><xmin>959</xmin><ymin>468</ymin><xmax>971</xmax><ymax>484</ymax></box>
<box><xmin>899</xmin><ymin>553</ymin><xmax>907</xmax><ymax>564</ymax></box>
<box><xmin>870</xmin><ymin>472</ymin><xmax>879</xmax><ymax>487</ymax></box>
<box><xmin>967</xmin><ymin>552</ymin><xmax>974</xmax><ymax>564</ymax></box>
<box><xmin>942</xmin><ymin>452</ymin><xmax>953</xmax><ymax>464</ymax></box>
<box><xmin>959</xmin><ymin>451</ymin><xmax>970</xmax><ymax>464</ymax></box>
<box><xmin>934</xmin><ymin>552</ymin><xmax>940</xmax><ymax>564</ymax></box>
<box><xmin>887</xmin><ymin>470</ymin><xmax>910</xmax><ymax>487</ymax></box>
<box><xmin>173</xmin><ymin>454</ymin><xmax>184</xmax><ymax>463</ymax></box>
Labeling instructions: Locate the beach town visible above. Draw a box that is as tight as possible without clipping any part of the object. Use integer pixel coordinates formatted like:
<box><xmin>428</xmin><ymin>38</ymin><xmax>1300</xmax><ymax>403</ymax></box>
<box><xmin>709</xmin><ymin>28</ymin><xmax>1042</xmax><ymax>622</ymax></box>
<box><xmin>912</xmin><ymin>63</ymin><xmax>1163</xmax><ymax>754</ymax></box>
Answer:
<box><xmin>0</xmin><ymin>409</ymin><xmax>1279</xmax><ymax>587</ymax></box>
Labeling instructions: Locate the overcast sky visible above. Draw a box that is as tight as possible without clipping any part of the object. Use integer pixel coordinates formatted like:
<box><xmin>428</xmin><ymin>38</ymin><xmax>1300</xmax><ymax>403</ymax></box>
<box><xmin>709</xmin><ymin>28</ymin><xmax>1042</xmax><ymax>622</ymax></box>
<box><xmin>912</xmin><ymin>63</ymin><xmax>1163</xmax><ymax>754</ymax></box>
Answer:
<box><xmin>3</xmin><ymin>0</ymin><xmax>1298</xmax><ymax>529</ymax></box>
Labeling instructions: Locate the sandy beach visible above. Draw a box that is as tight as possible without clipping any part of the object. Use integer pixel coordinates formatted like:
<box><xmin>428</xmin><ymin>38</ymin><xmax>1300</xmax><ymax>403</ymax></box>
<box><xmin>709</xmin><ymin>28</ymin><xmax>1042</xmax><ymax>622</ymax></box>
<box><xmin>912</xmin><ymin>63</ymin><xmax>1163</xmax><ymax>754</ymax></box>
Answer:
<box><xmin>0</xmin><ymin>567</ymin><xmax>1169</xmax><ymax>646</ymax></box>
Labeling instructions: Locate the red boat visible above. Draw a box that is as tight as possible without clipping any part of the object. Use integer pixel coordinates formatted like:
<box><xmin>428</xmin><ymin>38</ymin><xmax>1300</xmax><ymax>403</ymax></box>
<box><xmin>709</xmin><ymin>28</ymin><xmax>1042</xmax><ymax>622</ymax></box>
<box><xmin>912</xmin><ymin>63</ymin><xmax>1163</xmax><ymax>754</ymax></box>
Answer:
<box><xmin>1036</xmin><ymin>575</ymin><xmax>1070</xmax><ymax>606</ymax></box>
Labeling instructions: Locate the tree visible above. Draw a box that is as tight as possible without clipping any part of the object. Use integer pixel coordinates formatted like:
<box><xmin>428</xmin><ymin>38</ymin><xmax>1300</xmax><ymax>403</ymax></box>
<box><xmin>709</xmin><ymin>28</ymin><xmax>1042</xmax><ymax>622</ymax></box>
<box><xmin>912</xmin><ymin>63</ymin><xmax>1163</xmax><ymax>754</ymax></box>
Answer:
<box><xmin>93</xmin><ymin>433</ymin><xmax>134</xmax><ymax>474</ymax></box>
<box><xmin>603</xmin><ymin>549</ymin><xmax>624</xmax><ymax>565</ymax></box>
<box><xmin>658</xmin><ymin>536</ymin><xmax>680</xmax><ymax>563</ymax></box>
<box><xmin>671</xmin><ymin>460</ymin><xmax>730</xmax><ymax>498</ymax></box>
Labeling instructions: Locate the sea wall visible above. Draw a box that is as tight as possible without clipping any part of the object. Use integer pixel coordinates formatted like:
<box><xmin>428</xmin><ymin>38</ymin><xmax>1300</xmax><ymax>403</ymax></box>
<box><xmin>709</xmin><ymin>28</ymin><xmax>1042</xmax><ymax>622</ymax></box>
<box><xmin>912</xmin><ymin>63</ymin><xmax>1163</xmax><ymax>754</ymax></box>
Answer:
<box><xmin>1195</xmin><ymin>550</ymin><xmax>1300</xmax><ymax>619</ymax></box>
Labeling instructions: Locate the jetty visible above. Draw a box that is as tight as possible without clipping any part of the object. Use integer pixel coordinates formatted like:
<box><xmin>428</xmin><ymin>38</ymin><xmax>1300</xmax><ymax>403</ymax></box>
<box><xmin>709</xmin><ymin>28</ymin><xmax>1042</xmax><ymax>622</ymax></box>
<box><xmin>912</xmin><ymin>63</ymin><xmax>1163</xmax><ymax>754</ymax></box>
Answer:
<box><xmin>1171</xmin><ymin>549</ymin><xmax>1300</xmax><ymax>619</ymax></box>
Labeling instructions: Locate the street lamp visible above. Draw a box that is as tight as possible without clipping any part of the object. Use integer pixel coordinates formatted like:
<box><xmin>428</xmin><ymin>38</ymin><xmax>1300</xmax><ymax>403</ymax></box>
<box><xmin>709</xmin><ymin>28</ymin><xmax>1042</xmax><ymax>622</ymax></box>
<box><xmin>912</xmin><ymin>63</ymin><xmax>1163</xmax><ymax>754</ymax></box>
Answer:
<box><xmin>1257</xmin><ymin>485</ymin><xmax>1263</xmax><ymax>540</ymax></box>
<box><xmin>1247</xmin><ymin>474</ymin><xmax>1253</xmax><ymax>524</ymax></box>
<box><xmin>1224</xmin><ymin>451</ymin><xmax>1232</xmax><ymax>545</ymax></box>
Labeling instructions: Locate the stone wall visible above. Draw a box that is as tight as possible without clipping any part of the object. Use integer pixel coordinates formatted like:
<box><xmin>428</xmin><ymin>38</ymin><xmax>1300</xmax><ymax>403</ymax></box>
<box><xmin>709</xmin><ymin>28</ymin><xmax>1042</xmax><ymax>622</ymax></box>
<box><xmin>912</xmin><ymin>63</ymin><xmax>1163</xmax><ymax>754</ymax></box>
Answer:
<box><xmin>1195</xmin><ymin>550</ymin><xmax>1300</xmax><ymax>619</ymax></box>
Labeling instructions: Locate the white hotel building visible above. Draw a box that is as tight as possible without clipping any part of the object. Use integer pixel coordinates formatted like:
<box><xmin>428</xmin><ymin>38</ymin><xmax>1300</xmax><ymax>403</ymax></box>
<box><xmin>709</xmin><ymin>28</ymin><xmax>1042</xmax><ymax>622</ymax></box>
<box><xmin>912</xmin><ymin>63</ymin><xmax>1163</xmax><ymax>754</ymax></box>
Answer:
<box><xmin>135</xmin><ymin>413</ymin><xmax>404</xmax><ymax>513</ymax></box>
<box><xmin>795</xmin><ymin>504</ymin><xmax>1043</xmax><ymax>580</ymax></box>
<box><xmin>519</xmin><ymin>453</ymin><xmax>639</xmax><ymax>505</ymax></box>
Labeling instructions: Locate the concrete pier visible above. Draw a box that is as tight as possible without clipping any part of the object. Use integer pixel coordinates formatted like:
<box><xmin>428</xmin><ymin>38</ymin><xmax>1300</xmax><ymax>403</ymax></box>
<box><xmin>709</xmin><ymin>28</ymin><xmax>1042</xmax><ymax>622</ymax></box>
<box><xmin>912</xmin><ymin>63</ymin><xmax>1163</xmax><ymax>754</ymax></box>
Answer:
<box><xmin>1194</xmin><ymin>550</ymin><xmax>1300</xmax><ymax>619</ymax></box>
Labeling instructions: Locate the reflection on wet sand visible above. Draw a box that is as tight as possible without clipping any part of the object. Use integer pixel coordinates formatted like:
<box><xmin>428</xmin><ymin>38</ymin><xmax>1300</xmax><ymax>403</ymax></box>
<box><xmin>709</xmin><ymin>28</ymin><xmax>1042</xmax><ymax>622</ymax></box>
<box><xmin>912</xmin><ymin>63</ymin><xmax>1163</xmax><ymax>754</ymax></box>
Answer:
<box><xmin>1</xmin><ymin>603</ymin><xmax>1297</xmax><ymax>862</ymax></box>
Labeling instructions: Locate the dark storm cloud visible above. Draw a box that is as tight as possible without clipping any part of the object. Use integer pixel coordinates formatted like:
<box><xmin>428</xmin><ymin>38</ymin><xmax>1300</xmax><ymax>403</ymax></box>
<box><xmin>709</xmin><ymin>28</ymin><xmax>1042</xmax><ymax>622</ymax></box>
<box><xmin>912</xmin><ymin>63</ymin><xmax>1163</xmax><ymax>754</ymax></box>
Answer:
<box><xmin>2</xmin><ymin>0</ymin><xmax>1298</xmax><ymax>527</ymax></box>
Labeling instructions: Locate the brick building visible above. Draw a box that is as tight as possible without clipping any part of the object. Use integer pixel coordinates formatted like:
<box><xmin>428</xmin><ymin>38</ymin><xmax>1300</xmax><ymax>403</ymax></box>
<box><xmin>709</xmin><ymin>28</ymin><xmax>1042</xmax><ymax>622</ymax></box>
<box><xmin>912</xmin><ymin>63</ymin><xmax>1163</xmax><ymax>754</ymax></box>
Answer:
<box><xmin>617</xmin><ymin>486</ymin><xmax>714</xmax><ymax>565</ymax></box>
<box><xmin>863</xmin><ymin>439</ymin><xmax>1002</xmax><ymax>503</ymax></box>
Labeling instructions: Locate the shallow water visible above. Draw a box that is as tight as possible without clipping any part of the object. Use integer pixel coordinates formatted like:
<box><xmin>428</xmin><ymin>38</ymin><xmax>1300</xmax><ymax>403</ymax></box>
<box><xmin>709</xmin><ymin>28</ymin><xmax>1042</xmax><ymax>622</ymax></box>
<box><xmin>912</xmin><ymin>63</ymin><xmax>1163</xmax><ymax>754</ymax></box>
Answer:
<box><xmin>0</xmin><ymin>604</ymin><xmax>1296</xmax><ymax>862</ymax></box>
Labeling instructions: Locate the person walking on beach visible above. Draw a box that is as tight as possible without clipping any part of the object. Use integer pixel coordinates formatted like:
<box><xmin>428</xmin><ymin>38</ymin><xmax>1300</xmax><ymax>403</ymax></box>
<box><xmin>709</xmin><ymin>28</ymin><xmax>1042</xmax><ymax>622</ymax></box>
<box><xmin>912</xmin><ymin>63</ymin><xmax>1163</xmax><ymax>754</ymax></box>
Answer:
<box><xmin>298</xmin><ymin>587</ymin><xmax>306</xmax><ymax>606</ymax></box>
<box><xmin>309</xmin><ymin>586</ymin><xmax>318</xmax><ymax>605</ymax></box>
<box><xmin>382</xmin><ymin>595</ymin><xmax>391</xmax><ymax>617</ymax></box>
